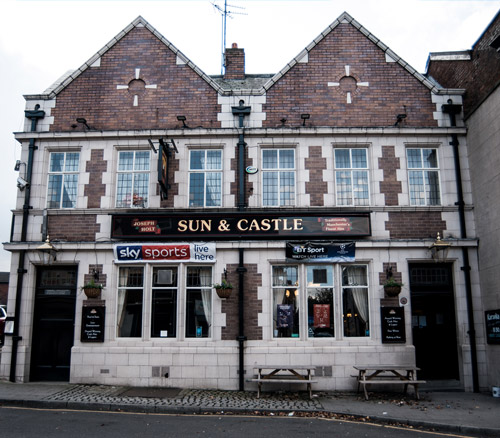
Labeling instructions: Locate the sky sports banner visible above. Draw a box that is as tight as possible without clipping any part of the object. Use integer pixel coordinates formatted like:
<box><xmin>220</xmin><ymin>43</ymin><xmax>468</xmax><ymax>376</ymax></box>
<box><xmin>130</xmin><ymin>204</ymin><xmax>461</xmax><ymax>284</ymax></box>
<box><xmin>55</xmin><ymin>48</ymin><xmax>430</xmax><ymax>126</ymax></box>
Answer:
<box><xmin>286</xmin><ymin>242</ymin><xmax>355</xmax><ymax>262</ymax></box>
<box><xmin>114</xmin><ymin>243</ymin><xmax>216</xmax><ymax>263</ymax></box>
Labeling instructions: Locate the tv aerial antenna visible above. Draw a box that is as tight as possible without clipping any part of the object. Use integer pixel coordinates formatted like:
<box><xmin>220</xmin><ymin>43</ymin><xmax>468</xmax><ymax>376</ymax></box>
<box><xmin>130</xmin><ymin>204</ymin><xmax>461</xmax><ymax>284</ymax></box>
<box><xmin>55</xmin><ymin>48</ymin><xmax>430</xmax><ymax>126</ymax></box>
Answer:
<box><xmin>211</xmin><ymin>0</ymin><xmax>246</xmax><ymax>75</ymax></box>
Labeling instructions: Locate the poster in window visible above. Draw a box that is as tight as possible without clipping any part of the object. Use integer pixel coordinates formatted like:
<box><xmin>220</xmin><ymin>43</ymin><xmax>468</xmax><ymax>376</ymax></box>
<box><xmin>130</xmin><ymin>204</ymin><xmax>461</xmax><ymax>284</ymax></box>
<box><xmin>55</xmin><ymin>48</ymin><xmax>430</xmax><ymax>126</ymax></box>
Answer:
<box><xmin>313</xmin><ymin>304</ymin><xmax>330</xmax><ymax>328</ymax></box>
<box><xmin>485</xmin><ymin>309</ymin><xmax>500</xmax><ymax>344</ymax></box>
<box><xmin>277</xmin><ymin>304</ymin><xmax>294</xmax><ymax>328</ymax></box>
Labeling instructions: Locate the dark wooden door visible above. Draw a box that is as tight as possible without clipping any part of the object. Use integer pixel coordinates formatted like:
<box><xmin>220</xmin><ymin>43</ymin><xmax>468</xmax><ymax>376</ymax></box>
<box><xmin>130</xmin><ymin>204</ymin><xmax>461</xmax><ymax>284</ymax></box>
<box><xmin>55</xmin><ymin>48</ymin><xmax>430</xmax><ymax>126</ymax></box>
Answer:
<box><xmin>409</xmin><ymin>263</ymin><xmax>459</xmax><ymax>380</ymax></box>
<box><xmin>30</xmin><ymin>267</ymin><xmax>77</xmax><ymax>381</ymax></box>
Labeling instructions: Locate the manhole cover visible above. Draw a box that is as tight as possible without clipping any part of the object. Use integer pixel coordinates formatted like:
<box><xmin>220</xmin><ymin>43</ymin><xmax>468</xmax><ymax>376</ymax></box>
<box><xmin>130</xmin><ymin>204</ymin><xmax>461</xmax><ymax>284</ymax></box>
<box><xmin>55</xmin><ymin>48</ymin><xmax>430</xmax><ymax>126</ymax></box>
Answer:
<box><xmin>119</xmin><ymin>387</ymin><xmax>182</xmax><ymax>398</ymax></box>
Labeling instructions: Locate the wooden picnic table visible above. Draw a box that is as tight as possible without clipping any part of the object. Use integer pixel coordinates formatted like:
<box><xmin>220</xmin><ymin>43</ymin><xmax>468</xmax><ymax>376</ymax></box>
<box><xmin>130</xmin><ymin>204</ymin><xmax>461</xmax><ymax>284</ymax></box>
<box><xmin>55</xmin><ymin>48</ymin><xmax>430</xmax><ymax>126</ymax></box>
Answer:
<box><xmin>249</xmin><ymin>365</ymin><xmax>317</xmax><ymax>399</ymax></box>
<box><xmin>353</xmin><ymin>365</ymin><xmax>426</xmax><ymax>400</ymax></box>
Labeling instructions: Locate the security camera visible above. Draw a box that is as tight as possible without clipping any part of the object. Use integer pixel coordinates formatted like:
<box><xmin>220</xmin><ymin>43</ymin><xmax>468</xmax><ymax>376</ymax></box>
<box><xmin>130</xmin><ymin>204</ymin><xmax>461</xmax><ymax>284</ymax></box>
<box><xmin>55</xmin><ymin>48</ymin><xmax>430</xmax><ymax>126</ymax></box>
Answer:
<box><xmin>17</xmin><ymin>177</ymin><xmax>29</xmax><ymax>190</ymax></box>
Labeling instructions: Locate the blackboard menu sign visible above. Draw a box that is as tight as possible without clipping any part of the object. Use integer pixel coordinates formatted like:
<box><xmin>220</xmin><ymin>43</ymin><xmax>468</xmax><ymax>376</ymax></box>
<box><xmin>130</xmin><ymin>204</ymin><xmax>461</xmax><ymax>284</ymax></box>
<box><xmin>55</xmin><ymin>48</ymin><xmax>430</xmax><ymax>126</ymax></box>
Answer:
<box><xmin>81</xmin><ymin>304</ymin><xmax>105</xmax><ymax>342</ymax></box>
<box><xmin>381</xmin><ymin>307</ymin><xmax>406</xmax><ymax>344</ymax></box>
<box><xmin>485</xmin><ymin>309</ymin><xmax>500</xmax><ymax>345</ymax></box>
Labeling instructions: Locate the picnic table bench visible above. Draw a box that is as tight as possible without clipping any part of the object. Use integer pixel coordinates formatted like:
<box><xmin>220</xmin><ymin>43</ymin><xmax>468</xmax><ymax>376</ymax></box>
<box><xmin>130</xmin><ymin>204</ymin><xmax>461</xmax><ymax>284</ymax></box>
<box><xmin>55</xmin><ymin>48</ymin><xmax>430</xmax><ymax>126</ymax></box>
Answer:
<box><xmin>248</xmin><ymin>365</ymin><xmax>317</xmax><ymax>399</ymax></box>
<box><xmin>353</xmin><ymin>365</ymin><xmax>426</xmax><ymax>400</ymax></box>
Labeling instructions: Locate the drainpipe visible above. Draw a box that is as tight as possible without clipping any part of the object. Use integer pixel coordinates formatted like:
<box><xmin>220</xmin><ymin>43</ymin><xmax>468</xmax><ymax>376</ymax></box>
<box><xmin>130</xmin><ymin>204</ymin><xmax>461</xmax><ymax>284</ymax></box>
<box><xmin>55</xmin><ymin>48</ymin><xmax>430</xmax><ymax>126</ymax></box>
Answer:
<box><xmin>441</xmin><ymin>100</ymin><xmax>479</xmax><ymax>393</ymax></box>
<box><xmin>231</xmin><ymin>100</ymin><xmax>251</xmax><ymax>390</ymax></box>
<box><xmin>236</xmin><ymin>249</ymin><xmax>247</xmax><ymax>391</ymax></box>
<box><xmin>232</xmin><ymin>100</ymin><xmax>251</xmax><ymax>212</ymax></box>
<box><xmin>10</xmin><ymin>104</ymin><xmax>45</xmax><ymax>382</ymax></box>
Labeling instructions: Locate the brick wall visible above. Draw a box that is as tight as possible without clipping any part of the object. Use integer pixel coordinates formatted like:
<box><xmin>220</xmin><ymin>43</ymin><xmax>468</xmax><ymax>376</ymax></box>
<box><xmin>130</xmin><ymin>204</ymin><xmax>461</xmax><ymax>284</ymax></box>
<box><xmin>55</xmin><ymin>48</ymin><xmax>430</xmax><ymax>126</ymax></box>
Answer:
<box><xmin>378</xmin><ymin>145</ymin><xmax>402</xmax><ymax>206</ymax></box>
<box><xmin>221</xmin><ymin>263</ymin><xmax>262</xmax><ymax>341</ymax></box>
<box><xmin>263</xmin><ymin>23</ymin><xmax>437</xmax><ymax>128</ymax></box>
<box><xmin>159</xmin><ymin>154</ymin><xmax>179</xmax><ymax>208</ymax></box>
<box><xmin>379</xmin><ymin>262</ymin><xmax>402</xmax><ymax>285</ymax></box>
<box><xmin>427</xmin><ymin>13</ymin><xmax>500</xmax><ymax>116</ymax></box>
<box><xmin>48</xmin><ymin>215</ymin><xmax>101</xmax><ymax>241</ymax></box>
<box><xmin>224</xmin><ymin>46</ymin><xmax>245</xmax><ymax>80</ymax></box>
<box><xmin>49</xmin><ymin>27</ymin><xmax>221</xmax><ymax>132</ymax></box>
<box><xmin>385</xmin><ymin>211</ymin><xmax>446</xmax><ymax>239</ymax></box>
<box><xmin>84</xmin><ymin>149</ymin><xmax>107</xmax><ymax>208</ymax></box>
<box><xmin>305</xmin><ymin>146</ymin><xmax>328</xmax><ymax>206</ymax></box>
<box><xmin>83</xmin><ymin>264</ymin><xmax>107</xmax><ymax>288</ymax></box>
<box><xmin>230</xmin><ymin>146</ymin><xmax>254</xmax><ymax>206</ymax></box>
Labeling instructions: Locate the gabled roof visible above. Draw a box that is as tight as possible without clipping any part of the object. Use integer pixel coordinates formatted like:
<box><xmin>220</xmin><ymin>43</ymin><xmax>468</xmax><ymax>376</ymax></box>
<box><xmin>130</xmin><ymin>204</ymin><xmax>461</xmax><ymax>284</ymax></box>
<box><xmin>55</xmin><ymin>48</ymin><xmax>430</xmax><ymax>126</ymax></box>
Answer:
<box><xmin>29</xmin><ymin>12</ymin><xmax>449</xmax><ymax>101</ymax></box>
<box><xmin>262</xmin><ymin>11</ymin><xmax>441</xmax><ymax>94</ymax></box>
<box><xmin>27</xmin><ymin>16</ymin><xmax>226</xmax><ymax>100</ymax></box>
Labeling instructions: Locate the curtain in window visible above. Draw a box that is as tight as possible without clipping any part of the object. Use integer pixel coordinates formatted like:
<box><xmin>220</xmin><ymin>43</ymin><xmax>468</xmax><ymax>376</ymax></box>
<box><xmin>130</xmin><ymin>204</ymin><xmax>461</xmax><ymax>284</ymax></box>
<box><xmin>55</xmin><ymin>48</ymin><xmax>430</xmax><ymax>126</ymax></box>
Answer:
<box><xmin>201</xmin><ymin>290</ymin><xmax>212</xmax><ymax>336</ymax></box>
<box><xmin>344</xmin><ymin>266</ymin><xmax>369</xmax><ymax>325</ymax></box>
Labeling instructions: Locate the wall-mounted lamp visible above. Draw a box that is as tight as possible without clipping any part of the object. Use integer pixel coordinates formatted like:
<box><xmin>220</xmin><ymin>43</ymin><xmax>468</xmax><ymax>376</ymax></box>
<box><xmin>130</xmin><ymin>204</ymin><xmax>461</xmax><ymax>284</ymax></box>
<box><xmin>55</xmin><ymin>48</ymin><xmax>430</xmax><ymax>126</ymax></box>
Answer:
<box><xmin>76</xmin><ymin>117</ymin><xmax>92</xmax><ymax>130</ymax></box>
<box><xmin>429</xmin><ymin>232</ymin><xmax>451</xmax><ymax>262</ymax></box>
<box><xmin>177</xmin><ymin>115</ymin><xmax>188</xmax><ymax>128</ymax></box>
<box><xmin>300</xmin><ymin>113</ymin><xmax>310</xmax><ymax>126</ymax></box>
<box><xmin>4</xmin><ymin>315</ymin><xmax>16</xmax><ymax>336</ymax></box>
<box><xmin>17</xmin><ymin>177</ymin><xmax>29</xmax><ymax>191</ymax></box>
<box><xmin>37</xmin><ymin>236</ymin><xmax>58</xmax><ymax>265</ymax></box>
<box><xmin>14</xmin><ymin>160</ymin><xmax>25</xmax><ymax>172</ymax></box>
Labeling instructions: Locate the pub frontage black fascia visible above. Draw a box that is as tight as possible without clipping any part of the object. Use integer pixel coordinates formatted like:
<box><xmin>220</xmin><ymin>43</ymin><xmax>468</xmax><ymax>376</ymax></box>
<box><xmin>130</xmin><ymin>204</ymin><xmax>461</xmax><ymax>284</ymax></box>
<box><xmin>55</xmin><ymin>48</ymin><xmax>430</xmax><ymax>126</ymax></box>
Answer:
<box><xmin>111</xmin><ymin>211</ymin><xmax>372</xmax><ymax>240</ymax></box>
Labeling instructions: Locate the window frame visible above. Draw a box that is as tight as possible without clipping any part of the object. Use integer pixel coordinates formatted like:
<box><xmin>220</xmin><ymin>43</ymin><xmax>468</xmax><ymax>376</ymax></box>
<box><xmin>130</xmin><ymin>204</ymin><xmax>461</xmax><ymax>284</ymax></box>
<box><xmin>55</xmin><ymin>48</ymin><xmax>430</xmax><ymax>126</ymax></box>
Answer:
<box><xmin>117</xmin><ymin>266</ymin><xmax>144</xmax><ymax>338</ymax></box>
<box><xmin>185</xmin><ymin>265</ymin><xmax>213</xmax><ymax>339</ymax></box>
<box><xmin>261</xmin><ymin>148</ymin><xmax>296</xmax><ymax>207</ymax></box>
<box><xmin>406</xmin><ymin>147</ymin><xmax>441</xmax><ymax>206</ymax></box>
<box><xmin>188</xmin><ymin>149</ymin><xmax>223</xmax><ymax>208</ymax></box>
<box><xmin>333</xmin><ymin>147</ymin><xmax>370</xmax><ymax>206</ymax></box>
<box><xmin>151</xmin><ymin>266</ymin><xmax>178</xmax><ymax>339</ymax></box>
<box><xmin>340</xmin><ymin>264</ymin><xmax>370</xmax><ymax>338</ymax></box>
<box><xmin>46</xmin><ymin>151</ymin><xmax>80</xmax><ymax>209</ymax></box>
<box><xmin>270</xmin><ymin>263</ymin><xmax>371</xmax><ymax>341</ymax></box>
<box><xmin>116</xmin><ymin>150</ymin><xmax>151</xmax><ymax>208</ymax></box>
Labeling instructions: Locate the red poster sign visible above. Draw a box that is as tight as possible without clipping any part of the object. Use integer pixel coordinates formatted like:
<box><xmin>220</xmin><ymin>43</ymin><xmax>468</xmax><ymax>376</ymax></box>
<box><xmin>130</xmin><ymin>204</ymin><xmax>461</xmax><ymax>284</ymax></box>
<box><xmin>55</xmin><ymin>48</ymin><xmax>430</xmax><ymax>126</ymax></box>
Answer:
<box><xmin>314</xmin><ymin>304</ymin><xmax>330</xmax><ymax>328</ymax></box>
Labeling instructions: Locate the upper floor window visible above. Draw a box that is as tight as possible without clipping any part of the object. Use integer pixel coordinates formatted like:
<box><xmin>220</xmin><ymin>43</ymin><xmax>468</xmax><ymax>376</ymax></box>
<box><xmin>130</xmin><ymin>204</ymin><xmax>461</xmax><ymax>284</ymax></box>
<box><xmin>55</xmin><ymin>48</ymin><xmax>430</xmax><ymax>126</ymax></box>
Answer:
<box><xmin>407</xmin><ymin>148</ymin><xmax>440</xmax><ymax>206</ymax></box>
<box><xmin>262</xmin><ymin>149</ymin><xmax>295</xmax><ymax>206</ymax></box>
<box><xmin>189</xmin><ymin>150</ymin><xmax>222</xmax><ymax>207</ymax></box>
<box><xmin>116</xmin><ymin>151</ymin><xmax>150</xmax><ymax>208</ymax></box>
<box><xmin>47</xmin><ymin>152</ymin><xmax>80</xmax><ymax>208</ymax></box>
<box><xmin>334</xmin><ymin>148</ymin><xmax>369</xmax><ymax>206</ymax></box>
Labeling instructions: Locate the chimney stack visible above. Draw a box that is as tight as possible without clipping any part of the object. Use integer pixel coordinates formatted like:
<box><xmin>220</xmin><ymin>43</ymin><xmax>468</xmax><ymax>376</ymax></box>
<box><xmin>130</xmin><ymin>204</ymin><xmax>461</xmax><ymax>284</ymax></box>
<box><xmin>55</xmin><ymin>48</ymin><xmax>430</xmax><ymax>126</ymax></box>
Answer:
<box><xmin>224</xmin><ymin>43</ymin><xmax>245</xmax><ymax>79</ymax></box>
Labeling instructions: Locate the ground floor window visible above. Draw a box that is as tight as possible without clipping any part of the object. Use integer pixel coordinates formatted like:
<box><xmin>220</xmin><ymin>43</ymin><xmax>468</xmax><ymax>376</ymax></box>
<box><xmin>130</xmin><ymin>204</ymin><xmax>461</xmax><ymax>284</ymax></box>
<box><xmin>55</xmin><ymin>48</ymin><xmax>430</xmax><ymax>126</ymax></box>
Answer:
<box><xmin>342</xmin><ymin>265</ymin><xmax>369</xmax><ymax>337</ymax></box>
<box><xmin>307</xmin><ymin>265</ymin><xmax>335</xmax><ymax>338</ymax></box>
<box><xmin>117</xmin><ymin>267</ymin><xmax>144</xmax><ymax>337</ymax></box>
<box><xmin>116</xmin><ymin>264</ymin><xmax>213</xmax><ymax>340</ymax></box>
<box><xmin>186</xmin><ymin>266</ymin><xmax>212</xmax><ymax>338</ymax></box>
<box><xmin>151</xmin><ymin>267</ymin><xmax>178</xmax><ymax>338</ymax></box>
<box><xmin>272</xmin><ymin>264</ymin><xmax>369</xmax><ymax>339</ymax></box>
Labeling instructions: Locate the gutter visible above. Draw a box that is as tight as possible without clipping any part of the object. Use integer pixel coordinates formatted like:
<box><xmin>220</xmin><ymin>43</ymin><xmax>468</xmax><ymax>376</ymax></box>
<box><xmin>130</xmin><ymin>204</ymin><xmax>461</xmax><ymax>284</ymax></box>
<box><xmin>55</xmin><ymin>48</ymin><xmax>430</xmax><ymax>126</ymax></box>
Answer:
<box><xmin>441</xmin><ymin>100</ymin><xmax>479</xmax><ymax>392</ymax></box>
<box><xmin>9</xmin><ymin>105</ymin><xmax>45</xmax><ymax>382</ymax></box>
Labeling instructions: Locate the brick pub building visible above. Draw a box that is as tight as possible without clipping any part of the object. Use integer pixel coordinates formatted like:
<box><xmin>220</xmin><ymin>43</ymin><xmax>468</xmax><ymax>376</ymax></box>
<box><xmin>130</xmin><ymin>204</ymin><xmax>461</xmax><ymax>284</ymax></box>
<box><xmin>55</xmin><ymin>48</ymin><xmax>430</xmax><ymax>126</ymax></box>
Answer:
<box><xmin>1</xmin><ymin>13</ymin><xmax>488</xmax><ymax>392</ymax></box>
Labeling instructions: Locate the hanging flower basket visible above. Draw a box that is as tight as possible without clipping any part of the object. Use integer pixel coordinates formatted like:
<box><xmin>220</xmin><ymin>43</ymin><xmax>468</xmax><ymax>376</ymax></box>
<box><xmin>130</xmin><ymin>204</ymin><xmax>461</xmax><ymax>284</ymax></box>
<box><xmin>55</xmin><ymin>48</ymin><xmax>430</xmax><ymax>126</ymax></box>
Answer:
<box><xmin>83</xmin><ymin>287</ymin><xmax>102</xmax><ymax>299</ymax></box>
<box><xmin>213</xmin><ymin>280</ymin><xmax>233</xmax><ymax>299</ymax></box>
<box><xmin>215</xmin><ymin>287</ymin><xmax>232</xmax><ymax>299</ymax></box>
<box><xmin>384</xmin><ymin>285</ymin><xmax>402</xmax><ymax>297</ymax></box>
<box><xmin>383</xmin><ymin>278</ymin><xmax>403</xmax><ymax>297</ymax></box>
<box><xmin>81</xmin><ymin>280</ymin><xmax>103</xmax><ymax>299</ymax></box>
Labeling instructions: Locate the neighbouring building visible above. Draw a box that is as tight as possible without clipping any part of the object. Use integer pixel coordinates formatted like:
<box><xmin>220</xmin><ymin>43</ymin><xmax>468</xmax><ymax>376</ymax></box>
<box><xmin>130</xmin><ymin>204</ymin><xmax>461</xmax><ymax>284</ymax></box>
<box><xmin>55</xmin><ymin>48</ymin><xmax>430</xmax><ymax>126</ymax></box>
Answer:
<box><xmin>427</xmin><ymin>10</ymin><xmax>500</xmax><ymax>390</ymax></box>
<box><xmin>1</xmin><ymin>12</ymin><xmax>488</xmax><ymax>392</ymax></box>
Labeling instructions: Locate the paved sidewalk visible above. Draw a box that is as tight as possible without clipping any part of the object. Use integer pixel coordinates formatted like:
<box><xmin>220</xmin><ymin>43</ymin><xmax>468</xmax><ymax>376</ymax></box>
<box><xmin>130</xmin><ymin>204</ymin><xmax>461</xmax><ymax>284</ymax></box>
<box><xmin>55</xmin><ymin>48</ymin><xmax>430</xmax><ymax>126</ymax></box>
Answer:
<box><xmin>0</xmin><ymin>381</ymin><xmax>499</xmax><ymax>437</ymax></box>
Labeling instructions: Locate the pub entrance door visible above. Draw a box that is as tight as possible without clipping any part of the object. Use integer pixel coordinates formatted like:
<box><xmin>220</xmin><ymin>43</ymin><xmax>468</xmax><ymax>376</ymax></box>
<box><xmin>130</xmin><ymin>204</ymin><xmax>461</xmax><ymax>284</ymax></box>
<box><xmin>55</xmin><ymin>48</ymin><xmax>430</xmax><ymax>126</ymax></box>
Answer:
<box><xmin>30</xmin><ymin>267</ymin><xmax>77</xmax><ymax>381</ymax></box>
<box><xmin>409</xmin><ymin>263</ymin><xmax>459</xmax><ymax>381</ymax></box>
